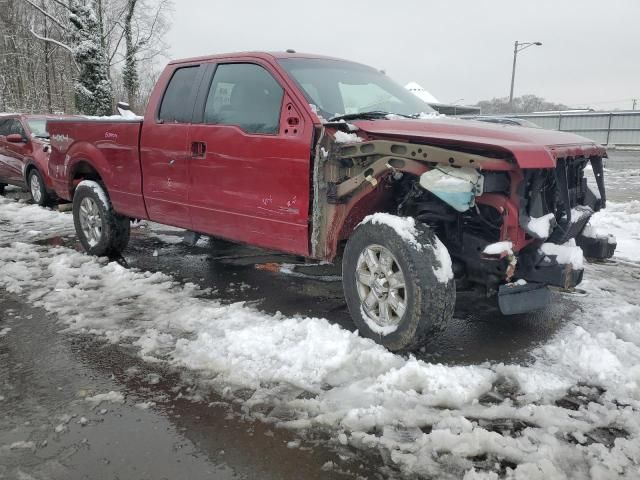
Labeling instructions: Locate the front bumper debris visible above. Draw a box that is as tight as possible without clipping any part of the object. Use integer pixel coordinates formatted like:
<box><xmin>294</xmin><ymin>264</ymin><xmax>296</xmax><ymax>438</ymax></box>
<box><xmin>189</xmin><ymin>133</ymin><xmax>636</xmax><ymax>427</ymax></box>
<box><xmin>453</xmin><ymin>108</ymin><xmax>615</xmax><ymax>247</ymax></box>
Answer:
<box><xmin>515</xmin><ymin>248</ymin><xmax>584</xmax><ymax>289</ymax></box>
<box><xmin>498</xmin><ymin>281</ymin><xmax>551</xmax><ymax>315</ymax></box>
<box><xmin>576</xmin><ymin>232</ymin><xmax>617</xmax><ymax>259</ymax></box>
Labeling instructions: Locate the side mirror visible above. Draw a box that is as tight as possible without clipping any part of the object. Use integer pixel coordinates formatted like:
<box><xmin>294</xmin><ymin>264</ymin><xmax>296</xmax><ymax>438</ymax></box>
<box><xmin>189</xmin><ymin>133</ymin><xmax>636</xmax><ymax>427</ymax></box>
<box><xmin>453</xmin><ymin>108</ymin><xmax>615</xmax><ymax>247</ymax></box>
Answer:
<box><xmin>6</xmin><ymin>133</ymin><xmax>26</xmax><ymax>144</ymax></box>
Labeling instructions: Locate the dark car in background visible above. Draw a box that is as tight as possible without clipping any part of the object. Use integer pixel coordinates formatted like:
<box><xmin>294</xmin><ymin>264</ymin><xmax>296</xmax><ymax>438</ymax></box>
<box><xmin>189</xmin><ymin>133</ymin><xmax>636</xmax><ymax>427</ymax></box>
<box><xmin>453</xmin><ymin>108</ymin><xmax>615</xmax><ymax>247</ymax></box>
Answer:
<box><xmin>0</xmin><ymin>114</ymin><xmax>62</xmax><ymax>205</ymax></box>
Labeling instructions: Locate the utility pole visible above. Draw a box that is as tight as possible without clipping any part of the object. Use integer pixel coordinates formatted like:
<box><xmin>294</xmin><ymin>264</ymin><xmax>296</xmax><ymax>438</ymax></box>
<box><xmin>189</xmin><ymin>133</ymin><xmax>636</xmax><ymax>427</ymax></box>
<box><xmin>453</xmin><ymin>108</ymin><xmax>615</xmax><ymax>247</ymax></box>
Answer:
<box><xmin>633</xmin><ymin>99</ymin><xmax>638</xmax><ymax>111</ymax></box>
<box><xmin>509</xmin><ymin>41</ymin><xmax>543</xmax><ymax>109</ymax></box>
<box><xmin>509</xmin><ymin>42</ymin><xmax>518</xmax><ymax>108</ymax></box>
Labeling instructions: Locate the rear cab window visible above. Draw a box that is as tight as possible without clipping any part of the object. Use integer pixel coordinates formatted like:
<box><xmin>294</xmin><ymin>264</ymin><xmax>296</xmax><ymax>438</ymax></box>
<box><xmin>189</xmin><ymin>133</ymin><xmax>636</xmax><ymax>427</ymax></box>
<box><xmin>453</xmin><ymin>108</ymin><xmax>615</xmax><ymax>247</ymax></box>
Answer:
<box><xmin>158</xmin><ymin>66</ymin><xmax>202</xmax><ymax>123</ymax></box>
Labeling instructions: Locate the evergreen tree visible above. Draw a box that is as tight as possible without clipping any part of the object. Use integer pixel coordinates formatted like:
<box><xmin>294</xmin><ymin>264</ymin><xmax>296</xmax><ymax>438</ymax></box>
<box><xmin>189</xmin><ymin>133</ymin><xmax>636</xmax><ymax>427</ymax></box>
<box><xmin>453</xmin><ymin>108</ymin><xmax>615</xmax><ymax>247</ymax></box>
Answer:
<box><xmin>68</xmin><ymin>0</ymin><xmax>113</xmax><ymax>115</ymax></box>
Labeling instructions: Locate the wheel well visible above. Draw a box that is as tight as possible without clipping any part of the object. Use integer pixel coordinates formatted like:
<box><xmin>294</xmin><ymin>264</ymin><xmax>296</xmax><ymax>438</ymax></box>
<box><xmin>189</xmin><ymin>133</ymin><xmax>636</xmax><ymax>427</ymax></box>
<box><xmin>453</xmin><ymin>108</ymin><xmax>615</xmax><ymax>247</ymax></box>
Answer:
<box><xmin>70</xmin><ymin>161</ymin><xmax>103</xmax><ymax>195</ymax></box>
<box><xmin>24</xmin><ymin>162</ymin><xmax>39</xmax><ymax>182</ymax></box>
<box><xmin>337</xmin><ymin>184</ymin><xmax>397</xmax><ymax>243</ymax></box>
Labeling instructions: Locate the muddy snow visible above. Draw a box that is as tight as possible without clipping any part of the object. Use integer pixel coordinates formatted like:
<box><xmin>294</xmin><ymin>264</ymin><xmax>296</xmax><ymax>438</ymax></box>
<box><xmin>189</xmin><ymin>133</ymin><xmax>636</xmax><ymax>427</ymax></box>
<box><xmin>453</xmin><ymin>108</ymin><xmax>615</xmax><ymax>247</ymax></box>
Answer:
<box><xmin>1</xmin><ymin>195</ymin><xmax>640</xmax><ymax>479</ymax></box>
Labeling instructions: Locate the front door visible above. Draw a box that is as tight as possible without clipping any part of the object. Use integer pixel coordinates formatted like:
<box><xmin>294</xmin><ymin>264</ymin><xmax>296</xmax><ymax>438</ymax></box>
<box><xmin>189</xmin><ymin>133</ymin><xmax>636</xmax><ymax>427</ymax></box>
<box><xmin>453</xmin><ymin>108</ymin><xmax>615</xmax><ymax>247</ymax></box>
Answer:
<box><xmin>187</xmin><ymin>62</ymin><xmax>313</xmax><ymax>255</ymax></box>
<box><xmin>140</xmin><ymin>64</ymin><xmax>204</xmax><ymax>229</ymax></box>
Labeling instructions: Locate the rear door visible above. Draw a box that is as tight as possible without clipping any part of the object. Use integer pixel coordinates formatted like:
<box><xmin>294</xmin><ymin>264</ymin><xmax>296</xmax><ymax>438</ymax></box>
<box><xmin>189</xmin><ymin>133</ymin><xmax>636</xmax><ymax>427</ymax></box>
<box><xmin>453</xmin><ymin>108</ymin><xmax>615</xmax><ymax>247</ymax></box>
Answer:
<box><xmin>187</xmin><ymin>61</ymin><xmax>313</xmax><ymax>255</ymax></box>
<box><xmin>140</xmin><ymin>63</ymin><xmax>205</xmax><ymax>228</ymax></box>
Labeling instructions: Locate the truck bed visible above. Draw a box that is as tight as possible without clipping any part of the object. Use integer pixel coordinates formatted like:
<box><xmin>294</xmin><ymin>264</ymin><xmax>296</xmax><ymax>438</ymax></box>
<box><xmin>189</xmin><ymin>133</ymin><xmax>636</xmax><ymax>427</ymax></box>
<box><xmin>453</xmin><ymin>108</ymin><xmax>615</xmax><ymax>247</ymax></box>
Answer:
<box><xmin>48</xmin><ymin>118</ymin><xmax>148</xmax><ymax>220</ymax></box>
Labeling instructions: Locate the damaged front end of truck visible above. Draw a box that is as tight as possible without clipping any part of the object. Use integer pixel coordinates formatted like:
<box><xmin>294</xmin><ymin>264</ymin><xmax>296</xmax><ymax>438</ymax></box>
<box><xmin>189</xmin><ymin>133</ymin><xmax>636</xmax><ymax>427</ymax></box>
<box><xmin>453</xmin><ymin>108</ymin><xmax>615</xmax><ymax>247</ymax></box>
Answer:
<box><xmin>311</xmin><ymin>120</ymin><xmax>616</xmax><ymax>315</ymax></box>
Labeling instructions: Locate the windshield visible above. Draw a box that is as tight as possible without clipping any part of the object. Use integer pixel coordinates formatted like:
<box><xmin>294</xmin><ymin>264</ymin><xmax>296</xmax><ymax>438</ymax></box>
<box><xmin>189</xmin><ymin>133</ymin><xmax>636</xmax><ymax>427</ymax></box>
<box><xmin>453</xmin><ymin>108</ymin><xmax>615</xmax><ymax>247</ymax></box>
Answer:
<box><xmin>27</xmin><ymin>119</ymin><xmax>49</xmax><ymax>138</ymax></box>
<box><xmin>278</xmin><ymin>58</ymin><xmax>435</xmax><ymax>120</ymax></box>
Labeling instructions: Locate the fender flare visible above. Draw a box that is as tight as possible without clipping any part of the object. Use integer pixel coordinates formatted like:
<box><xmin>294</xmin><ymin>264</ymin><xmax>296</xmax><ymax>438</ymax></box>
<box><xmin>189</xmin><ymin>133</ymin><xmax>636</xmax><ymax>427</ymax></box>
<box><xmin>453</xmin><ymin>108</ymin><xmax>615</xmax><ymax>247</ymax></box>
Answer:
<box><xmin>63</xmin><ymin>141</ymin><xmax>113</xmax><ymax>197</ymax></box>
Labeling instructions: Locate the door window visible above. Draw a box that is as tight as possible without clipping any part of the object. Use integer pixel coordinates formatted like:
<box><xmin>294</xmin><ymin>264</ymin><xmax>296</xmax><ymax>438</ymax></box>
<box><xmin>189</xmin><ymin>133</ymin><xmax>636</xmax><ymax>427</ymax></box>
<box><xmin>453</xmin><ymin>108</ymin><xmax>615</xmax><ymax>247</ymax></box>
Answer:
<box><xmin>0</xmin><ymin>119</ymin><xmax>11</xmax><ymax>136</ymax></box>
<box><xmin>203</xmin><ymin>64</ymin><xmax>283</xmax><ymax>134</ymax></box>
<box><xmin>158</xmin><ymin>66</ymin><xmax>200</xmax><ymax>123</ymax></box>
<box><xmin>0</xmin><ymin>119</ymin><xmax>25</xmax><ymax>137</ymax></box>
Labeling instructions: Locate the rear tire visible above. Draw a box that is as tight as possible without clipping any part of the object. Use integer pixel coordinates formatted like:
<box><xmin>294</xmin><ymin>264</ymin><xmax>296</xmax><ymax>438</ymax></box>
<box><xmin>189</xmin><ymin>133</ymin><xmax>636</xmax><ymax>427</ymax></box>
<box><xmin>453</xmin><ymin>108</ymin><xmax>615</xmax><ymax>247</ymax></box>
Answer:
<box><xmin>73</xmin><ymin>181</ymin><xmax>130</xmax><ymax>256</ymax></box>
<box><xmin>342</xmin><ymin>217</ymin><xmax>455</xmax><ymax>351</ymax></box>
<box><xmin>28</xmin><ymin>169</ymin><xmax>51</xmax><ymax>206</ymax></box>
<box><xmin>0</xmin><ymin>183</ymin><xmax>6</xmax><ymax>195</ymax></box>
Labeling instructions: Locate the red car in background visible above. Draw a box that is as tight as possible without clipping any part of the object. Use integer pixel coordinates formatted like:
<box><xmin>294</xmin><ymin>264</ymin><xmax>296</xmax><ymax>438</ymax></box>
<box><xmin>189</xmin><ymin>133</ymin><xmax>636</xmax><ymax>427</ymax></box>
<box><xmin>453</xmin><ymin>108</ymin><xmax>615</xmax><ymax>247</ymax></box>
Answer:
<box><xmin>0</xmin><ymin>114</ymin><xmax>60</xmax><ymax>205</ymax></box>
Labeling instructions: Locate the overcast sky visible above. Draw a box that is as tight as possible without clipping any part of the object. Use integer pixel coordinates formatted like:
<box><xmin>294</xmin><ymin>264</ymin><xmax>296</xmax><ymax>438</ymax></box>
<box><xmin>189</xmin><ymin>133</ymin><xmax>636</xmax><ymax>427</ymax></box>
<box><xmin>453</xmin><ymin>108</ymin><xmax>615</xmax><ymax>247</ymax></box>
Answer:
<box><xmin>166</xmin><ymin>0</ymin><xmax>640</xmax><ymax>110</ymax></box>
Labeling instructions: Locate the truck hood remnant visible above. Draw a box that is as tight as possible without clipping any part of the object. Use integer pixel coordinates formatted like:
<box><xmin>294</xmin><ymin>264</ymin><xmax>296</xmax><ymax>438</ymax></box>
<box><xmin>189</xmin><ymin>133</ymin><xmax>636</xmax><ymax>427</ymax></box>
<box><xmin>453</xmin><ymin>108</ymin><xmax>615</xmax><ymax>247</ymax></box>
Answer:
<box><xmin>351</xmin><ymin>117</ymin><xmax>606</xmax><ymax>168</ymax></box>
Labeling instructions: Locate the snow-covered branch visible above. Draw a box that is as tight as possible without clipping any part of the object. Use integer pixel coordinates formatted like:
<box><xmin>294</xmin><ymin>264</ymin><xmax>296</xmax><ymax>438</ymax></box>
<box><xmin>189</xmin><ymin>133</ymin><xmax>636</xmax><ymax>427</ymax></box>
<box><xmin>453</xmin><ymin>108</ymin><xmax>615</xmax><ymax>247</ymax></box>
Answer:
<box><xmin>21</xmin><ymin>0</ymin><xmax>68</xmax><ymax>31</ymax></box>
<box><xmin>29</xmin><ymin>28</ymin><xmax>80</xmax><ymax>72</ymax></box>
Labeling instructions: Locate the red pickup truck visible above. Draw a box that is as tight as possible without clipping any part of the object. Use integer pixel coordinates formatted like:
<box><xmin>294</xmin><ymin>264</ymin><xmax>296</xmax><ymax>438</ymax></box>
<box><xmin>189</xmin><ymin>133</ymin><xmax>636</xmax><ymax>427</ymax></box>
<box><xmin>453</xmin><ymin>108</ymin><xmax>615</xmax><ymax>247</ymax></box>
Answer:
<box><xmin>47</xmin><ymin>51</ymin><xmax>615</xmax><ymax>351</ymax></box>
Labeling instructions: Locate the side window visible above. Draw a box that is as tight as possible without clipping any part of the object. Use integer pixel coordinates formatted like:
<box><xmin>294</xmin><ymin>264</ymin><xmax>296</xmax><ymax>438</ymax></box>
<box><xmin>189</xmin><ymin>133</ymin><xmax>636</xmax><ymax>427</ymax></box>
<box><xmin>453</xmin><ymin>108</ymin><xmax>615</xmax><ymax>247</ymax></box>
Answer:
<box><xmin>0</xmin><ymin>119</ymin><xmax>25</xmax><ymax>137</ymax></box>
<box><xmin>8</xmin><ymin>120</ymin><xmax>26</xmax><ymax>137</ymax></box>
<box><xmin>0</xmin><ymin>119</ymin><xmax>10</xmax><ymax>136</ymax></box>
<box><xmin>203</xmin><ymin>63</ymin><xmax>284</xmax><ymax>134</ymax></box>
<box><xmin>158</xmin><ymin>66</ymin><xmax>200</xmax><ymax>123</ymax></box>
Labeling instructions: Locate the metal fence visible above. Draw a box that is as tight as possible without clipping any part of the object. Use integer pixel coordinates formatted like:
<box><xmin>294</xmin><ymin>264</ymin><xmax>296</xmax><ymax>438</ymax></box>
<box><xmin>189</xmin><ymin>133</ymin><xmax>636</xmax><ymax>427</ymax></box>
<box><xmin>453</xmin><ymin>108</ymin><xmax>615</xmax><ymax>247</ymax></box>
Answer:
<box><xmin>509</xmin><ymin>111</ymin><xmax>640</xmax><ymax>147</ymax></box>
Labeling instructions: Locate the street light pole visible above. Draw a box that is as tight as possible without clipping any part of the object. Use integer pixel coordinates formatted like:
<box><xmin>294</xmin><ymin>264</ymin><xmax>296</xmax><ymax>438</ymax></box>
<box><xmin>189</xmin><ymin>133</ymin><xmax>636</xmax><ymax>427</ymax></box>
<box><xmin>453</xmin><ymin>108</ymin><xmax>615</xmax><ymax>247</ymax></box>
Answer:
<box><xmin>509</xmin><ymin>41</ymin><xmax>542</xmax><ymax>109</ymax></box>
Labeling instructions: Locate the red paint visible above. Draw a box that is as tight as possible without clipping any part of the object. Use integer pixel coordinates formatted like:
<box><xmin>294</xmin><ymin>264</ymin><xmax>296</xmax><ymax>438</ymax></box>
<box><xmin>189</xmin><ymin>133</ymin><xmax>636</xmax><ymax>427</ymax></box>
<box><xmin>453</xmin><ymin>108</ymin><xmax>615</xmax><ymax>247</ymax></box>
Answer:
<box><xmin>353</xmin><ymin>118</ymin><xmax>606</xmax><ymax>168</ymax></box>
<box><xmin>0</xmin><ymin>114</ymin><xmax>68</xmax><ymax>193</ymax></box>
<box><xmin>46</xmin><ymin>52</ymin><xmax>607</xmax><ymax>260</ymax></box>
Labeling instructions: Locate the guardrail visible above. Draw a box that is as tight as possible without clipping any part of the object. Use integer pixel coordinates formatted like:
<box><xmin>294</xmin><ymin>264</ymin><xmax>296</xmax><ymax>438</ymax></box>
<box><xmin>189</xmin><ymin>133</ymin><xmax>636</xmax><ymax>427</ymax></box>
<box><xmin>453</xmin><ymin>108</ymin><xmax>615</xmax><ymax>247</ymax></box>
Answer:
<box><xmin>509</xmin><ymin>111</ymin><xmax>640</xmax><ymax>147</ymax></box>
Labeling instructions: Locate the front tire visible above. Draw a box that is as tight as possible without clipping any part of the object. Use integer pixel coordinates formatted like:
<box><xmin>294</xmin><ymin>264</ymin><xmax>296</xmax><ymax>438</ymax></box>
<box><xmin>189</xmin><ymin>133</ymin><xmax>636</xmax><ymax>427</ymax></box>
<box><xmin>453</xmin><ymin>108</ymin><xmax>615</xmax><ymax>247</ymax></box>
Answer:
<box><xmin>73</xmin><ymin>180</ymin><xmax>130</xmax><ymax>256</ymax></box>
<box><xmin>28</xmin><ymin>169</ymin><xmax>51</xmax><ymax>206</ymax></box>
<box><xmin>0</xmin><ymin>183</ymin><xmax>6</xmax><ymax>195</ymax></box>
<box><xmin>342</xmin><ymin>216</ymin><xmax>455</xmax><ymax>351</ymax></box>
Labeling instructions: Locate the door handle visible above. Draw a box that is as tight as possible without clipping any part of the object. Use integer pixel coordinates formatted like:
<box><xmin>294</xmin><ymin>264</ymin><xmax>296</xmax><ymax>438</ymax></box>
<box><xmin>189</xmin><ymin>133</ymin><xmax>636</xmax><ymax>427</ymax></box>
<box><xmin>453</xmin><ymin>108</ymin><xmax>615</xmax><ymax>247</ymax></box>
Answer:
<box><xmin>168</xmin><ymin>159</ymin><xmax>176</xmax><ymax>165</ymax></box>
<box><xmin>191</xmin><ymin>141</ymin><xmax>206</xmax><ymax>158</ymax></box>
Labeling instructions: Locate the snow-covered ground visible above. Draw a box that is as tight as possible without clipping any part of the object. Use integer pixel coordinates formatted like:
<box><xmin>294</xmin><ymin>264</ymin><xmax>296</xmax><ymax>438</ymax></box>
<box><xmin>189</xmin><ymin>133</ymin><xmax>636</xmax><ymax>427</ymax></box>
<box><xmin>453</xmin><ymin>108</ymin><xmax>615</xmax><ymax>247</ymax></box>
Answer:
<box><xmin>1</xmin><ymin>195</ymin><xmax>640</xmax><ymax>479</ymax></box>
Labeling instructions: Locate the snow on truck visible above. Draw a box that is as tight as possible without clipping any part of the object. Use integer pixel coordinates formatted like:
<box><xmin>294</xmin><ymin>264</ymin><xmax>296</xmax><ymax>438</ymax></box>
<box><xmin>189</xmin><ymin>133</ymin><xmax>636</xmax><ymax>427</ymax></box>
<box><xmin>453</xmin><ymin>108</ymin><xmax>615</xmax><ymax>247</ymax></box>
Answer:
<box><xmin>47</xmin><ymin>51</ymin><xmax>616</xmax><ymax>351</ymax></box>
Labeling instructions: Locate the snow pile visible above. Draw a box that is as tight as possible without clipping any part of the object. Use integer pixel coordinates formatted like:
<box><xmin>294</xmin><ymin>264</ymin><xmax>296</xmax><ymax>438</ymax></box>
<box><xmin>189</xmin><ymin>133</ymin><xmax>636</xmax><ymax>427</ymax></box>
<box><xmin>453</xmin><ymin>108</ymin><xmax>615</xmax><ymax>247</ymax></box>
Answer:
<box><xmin>361</xmin><ymin>213</ymin><xmax>422</xmax><ymax>251</ymax></box>
<box><xmin>359</xmin><ymin>213</ymin><xmax>453</xmax><ymax>282</ymax></box>
<box><xmin>415</xmin><ymin>111</ymin><xmax>442</xmax><ymax>119</ymax></box>
<box><xmin>582</xmin><ymin>224</ymin><xmax>615</xmax><ymax>243</ymax></box>
<box><xmin>566</xmin><ymin>207</ymin><xmax>593</xmax><ymax>225</ymax></box>
<box><xmin>2</xmin><ymin>199</ymin><xmax>640</xmax><ymax>477</ymax></box>
<box><xmin>483</xmin><ymin>241</ymin><xmax>513</xmax><ymax>255</ymax></box>
<box><xmin>85</xmin><ymin>391</ymin><xmax>125</xmax><ymax>404</ymax></box>
<box><xmin>76</xmin><ymin>180</ymin><xmax>109</xmax><ymax>210</ymax></box>
<box><xmin>589</xmin><ymin>201</ymin><xmax>640</xmax><ymax>262</ymax></box>
<box><xmin>1</xmin><ymin>441</ymin><xmax>35</xmax><ymax>451</ymax></box>
<box><xmin>333</xmin><ymin>131</ymin><xmax>363</xmax><ymax>143</ymax></box>
<box><xmin>82</xmin><ymin>113</ymin><xmax>143</xmax><ymax>121</ymax></box>
<box><xmin>527</xmin><ymin>213</ymin><xmax>556</xmax><ymax>239</ymax></box>
<box><xmin>360</xmin><ymin>305</ymin><xmax>399</xmax><ymax>336</ymax></box>
<box><xmin>540</xmin><ymin>241</ymin><xmax>584</xmax><ymax>270</ymax></box>
<box><xmin>0</xmin><ymin>196</ymin><xmax>73</xmax><ymax>245</ymax></box>
<box><xmin>431</xmin><ymin>235</ymin><xmax>454</xmax><ymax>283</ymax></box>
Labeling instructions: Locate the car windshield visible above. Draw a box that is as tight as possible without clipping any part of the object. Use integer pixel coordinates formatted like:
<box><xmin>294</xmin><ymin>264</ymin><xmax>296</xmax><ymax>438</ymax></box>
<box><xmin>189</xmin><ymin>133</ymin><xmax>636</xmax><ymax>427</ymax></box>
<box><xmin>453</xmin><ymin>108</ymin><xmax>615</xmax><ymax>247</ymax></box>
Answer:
<box><xmin>278</xmin><ymin>58</ymin><xmax>435</xmax><ymax>120</ymax></box>
<box><xmin>27</xmin><ymin>119</ymin><xmax>49</xmax><ymax>138</ymax></box>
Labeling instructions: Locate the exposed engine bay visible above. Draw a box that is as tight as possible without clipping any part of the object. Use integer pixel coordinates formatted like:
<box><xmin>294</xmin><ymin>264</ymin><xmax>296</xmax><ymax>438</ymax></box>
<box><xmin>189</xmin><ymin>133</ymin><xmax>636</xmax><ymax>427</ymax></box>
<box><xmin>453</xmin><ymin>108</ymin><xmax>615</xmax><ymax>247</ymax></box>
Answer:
<box><xmin>311</xmin><ymin>125</ymin><xmax>615</xmax><ymax>313</ymax></box>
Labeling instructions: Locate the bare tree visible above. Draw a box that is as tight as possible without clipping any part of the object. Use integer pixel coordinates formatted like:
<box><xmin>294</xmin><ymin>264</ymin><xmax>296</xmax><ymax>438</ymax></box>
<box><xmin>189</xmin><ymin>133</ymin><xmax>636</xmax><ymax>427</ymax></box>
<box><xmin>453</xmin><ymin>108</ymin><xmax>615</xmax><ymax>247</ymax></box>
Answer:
<box><xmin>0</xmin><ymin>0</ymin><xmax>170</xmax><ymax>115</ymax></box>
<box><xmin>476</xmin><ymin>95</ymin><xmax>570</xmax><ymax>115</ymax></box>
<box><xmin>21</xmin><ymin>0</ymin><xmax>114</xmax><ymax>115</ymax></box>
<box><xmin>111</xmin><ymin>0</ymin><xmax>171</xmax><ymax>111</ymax></box>
<box><xmin>122</xmin><ymin>0</ymin><xmax>139</xmax><ymax>108</ymax></box>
